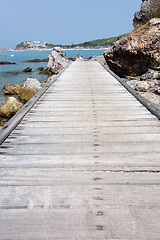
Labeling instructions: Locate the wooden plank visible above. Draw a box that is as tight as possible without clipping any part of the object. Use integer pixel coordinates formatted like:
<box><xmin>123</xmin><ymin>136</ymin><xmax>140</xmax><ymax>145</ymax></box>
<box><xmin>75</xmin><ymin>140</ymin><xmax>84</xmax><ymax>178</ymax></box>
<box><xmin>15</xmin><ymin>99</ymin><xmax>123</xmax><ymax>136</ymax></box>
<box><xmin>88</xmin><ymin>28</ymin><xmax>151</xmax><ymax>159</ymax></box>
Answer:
<box><xmin>0</xmin><ymin>61</ymin><xmax>160</xmax><ymax>239</ymax></box>
<box><xmin>1</xmin><ymin>142</ymin><xmax>160</xmax><ymax>155</ymax></box>
<box><xmin>1</xmin><ymin>208</ymin><xmax>160</xmax><ymax>239</ymax></box>
<box><xmin>1</xmin><ymin>169</ymin><xmax>160</xmax><ymax>186</ymax></box>
<box><xmin>1</xmin><ymin>153</ymin><xmax>160</xmax><ymax>169</ymax></box>
<box><xmin>3</xmin><ymin>133</ymin><xmax>160</xmax><ymax>144</ymax></box>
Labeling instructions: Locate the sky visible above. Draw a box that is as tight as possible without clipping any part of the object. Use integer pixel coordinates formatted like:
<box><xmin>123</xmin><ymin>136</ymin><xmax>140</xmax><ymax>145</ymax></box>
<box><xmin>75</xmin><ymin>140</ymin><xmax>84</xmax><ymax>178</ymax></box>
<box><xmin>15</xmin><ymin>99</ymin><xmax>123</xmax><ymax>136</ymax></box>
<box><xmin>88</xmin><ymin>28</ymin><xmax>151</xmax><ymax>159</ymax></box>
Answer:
<box><xmin>0</xmin><ymin>0</ymin><xmax>141</xmax><ymax>49</ymax></box>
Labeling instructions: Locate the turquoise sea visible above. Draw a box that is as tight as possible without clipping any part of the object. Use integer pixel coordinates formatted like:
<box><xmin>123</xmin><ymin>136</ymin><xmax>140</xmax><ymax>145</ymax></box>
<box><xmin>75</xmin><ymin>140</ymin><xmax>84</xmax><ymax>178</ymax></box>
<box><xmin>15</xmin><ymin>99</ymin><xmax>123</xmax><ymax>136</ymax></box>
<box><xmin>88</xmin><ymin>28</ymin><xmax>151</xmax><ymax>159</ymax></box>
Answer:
<box><xmin>0</xmin><ymin>49</ymin><xmax>105</xmax><ymax>106</ymax></box>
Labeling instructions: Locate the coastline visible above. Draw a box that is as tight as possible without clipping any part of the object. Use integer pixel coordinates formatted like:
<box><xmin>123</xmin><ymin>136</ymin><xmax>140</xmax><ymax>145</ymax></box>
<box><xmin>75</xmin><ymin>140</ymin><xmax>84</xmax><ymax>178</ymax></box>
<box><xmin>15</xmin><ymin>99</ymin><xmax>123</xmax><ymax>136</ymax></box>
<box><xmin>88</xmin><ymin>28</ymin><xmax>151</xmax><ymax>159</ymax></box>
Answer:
<box><xmin>0</xmin><ymin>47</ymin><xmax>107</xmax><ymax>52</ymax></box>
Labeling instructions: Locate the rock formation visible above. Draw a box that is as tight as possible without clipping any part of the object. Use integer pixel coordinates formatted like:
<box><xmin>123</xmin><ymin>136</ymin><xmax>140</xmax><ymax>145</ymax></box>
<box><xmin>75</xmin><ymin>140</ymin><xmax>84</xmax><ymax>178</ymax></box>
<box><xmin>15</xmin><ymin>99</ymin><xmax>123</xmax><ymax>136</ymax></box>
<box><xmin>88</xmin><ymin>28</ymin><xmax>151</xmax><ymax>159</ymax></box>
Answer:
<box><xmin>135</xmin><ymin>81</ymin><xmax>150</xmax><ymax>92</ymax></box>
<box><xmin>103</xmin><ymin>18</ymin><xmax>160</xmax><ymax>77</ymax></box>
<box><xmin>35</xmin><ymin>67</ymin><xmax>44</xmax><ymax>72</ymax></box>
<box><xmin>133</xmin><ymin>0</ymin><xmax>151</xmax><ymax>27</ymax></box>
<box><xmin>0</xmin><ymin>61</ymin><xmax>16</xmax><ymax>65</ymax></box>
<box><xmin>0</xmin><ymin>97</ymin><xmax>23</xmax><ymax>118</ymax></box>
<box><xmin>39</xmin><ymin>68</ymin><xmax>58</xmax><ymax>75</ymax></box>
<box><xmin>21</xmin><ymin>67</ymin><xmax>32</xmax><ymax>73</ymax></box>
<box><xmin>76</xmin><ymin>54</ymin><xmax>85</xmax><ymax>61</ymax></box>
<box><xmin>3</xmin><ymin>84</ymin><xmax>22</xmax><ymax>95</ymax></box>
<box><xmin>18</xmin><ymin>78</ymin><xmax>42</xmax><ymax>102</ymax></box>
<box><xmin>24</xmin><ymin>58</ymin><xmax>48</xmax><ymax>63</ymax></box>
<box><xmin>47</xmin><ymin>47</ymin><xmax>69</xmax><ymax>73</ymax></box>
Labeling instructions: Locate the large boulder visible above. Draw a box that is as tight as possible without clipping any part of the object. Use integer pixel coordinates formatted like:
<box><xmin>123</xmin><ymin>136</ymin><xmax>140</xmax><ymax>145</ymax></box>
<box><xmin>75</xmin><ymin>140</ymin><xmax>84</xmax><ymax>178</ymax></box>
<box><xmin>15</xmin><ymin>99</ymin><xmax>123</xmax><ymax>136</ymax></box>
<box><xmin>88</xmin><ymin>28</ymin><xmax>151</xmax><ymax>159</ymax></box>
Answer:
<box><xmin>0</xmin><ymin>97</ymin><xmax>23</xmax><ymax>118</ymax></box>
<box><xmin>3</xmin><ymin>84</ymin><xmax>22</xmax><ymax>95</ymax></box>
<box><xmin>47</xmin><ymin>47</ymin><xmax>69</xmax><ymax>73</ymax></box>
<box><xmin>103</xmin><ymin>18</ymin><xmax>160</xmax><ymax>77</ymax></box>
<box><xmin>18</xmin><ymin>78</ymin><xmax>42</xmax><ymax>102</ymax></box>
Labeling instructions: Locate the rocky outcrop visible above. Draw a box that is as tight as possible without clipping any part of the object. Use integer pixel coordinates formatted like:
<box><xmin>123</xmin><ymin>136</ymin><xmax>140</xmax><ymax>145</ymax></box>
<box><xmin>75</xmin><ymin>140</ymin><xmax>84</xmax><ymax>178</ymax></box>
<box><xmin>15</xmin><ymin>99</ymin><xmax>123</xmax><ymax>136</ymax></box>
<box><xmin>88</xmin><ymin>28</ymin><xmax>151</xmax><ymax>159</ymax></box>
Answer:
<box><xmin>0</xmin><ymin>61</ymin><xmax>16</xmax><ymax>65</ymax></box>
<box><xmin>67</xmin><ymin>57</ymin><xmax>76</xmax><ymax>61</ymax></box>
<box><xmin>0</xmin><ymin>97</ymin><xmax>23</xmax><ymax>118</ymax></box>
<box><xmin>125</xmin><ymin>68</ymin><xmax>160</xmax><ymax>91</ymax></box>
<box><xmin>24</xmin><ymin>58</ymin><xmax>48</xmax><ymax>63</ymax></box>
<box><xmin>21</xmin><ymin>67</ymin><xmax>32</xmax><ymax>73</ymax></box>
<box><xmin>133</xmin><ymin>0</ymin><xmax>151</xmax><ymax>27</ymax></box>
<box><xmin>35</xmin><ymin>67</ymin><xmax>44</xmax><ymax>72</ymax></box>
<box><xmin>39</xmin><ymin>68</ymin><xmax>57</xmax><ymax>75</ymax></box>
<box><xmin>140</xmin><ymin>69</ymin><xmax>160</xmax><ymax>80</ymax></box>
<box><xmin>103</xmin><ymin>18</ymin><xmax>160</xmax><ymax>77</ymax></box>
<box><xmin>47</xmin><ymin>47</ymin><xmax>69</xmax><ymax>73</ymax></box>
<box><xmin>3</xmin><ymin>84</ymin><xmax>22</xmax><ymax>95</ymax></box>
<box><xmin>18</xmin><ymin>78</ymin><xmax>42</xmax><ymax>102</ymax></box>
<box><xmin>76</xmin><ymin>54</ymin><xmax>85</xmax><ymax>61</ymax></box>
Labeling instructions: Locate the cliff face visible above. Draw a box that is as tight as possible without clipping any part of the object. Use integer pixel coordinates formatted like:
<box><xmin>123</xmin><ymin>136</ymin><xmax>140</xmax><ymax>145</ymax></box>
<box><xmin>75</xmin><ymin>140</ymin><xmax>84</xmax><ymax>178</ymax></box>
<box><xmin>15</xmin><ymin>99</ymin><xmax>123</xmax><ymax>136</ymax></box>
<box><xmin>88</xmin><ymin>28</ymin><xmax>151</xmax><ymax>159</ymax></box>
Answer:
<box><xmin>133</xmin><ymin>0</ymin><xmax>151</xmax><ymax>27</ymax></box>
<box><xmin>103</xmin><ymin>18</ymin><xmax>160</xmax><ymax>77</ymax></box>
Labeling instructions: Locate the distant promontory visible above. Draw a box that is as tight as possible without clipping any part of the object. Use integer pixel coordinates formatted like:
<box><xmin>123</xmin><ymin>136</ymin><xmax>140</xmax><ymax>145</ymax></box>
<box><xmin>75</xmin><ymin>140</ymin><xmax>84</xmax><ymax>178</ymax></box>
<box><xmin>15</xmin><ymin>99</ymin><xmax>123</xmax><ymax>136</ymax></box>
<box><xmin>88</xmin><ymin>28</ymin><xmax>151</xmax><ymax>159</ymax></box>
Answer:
<box><xmin>15</xmin><ymin>36</ymin><xmax>127</xmax><ymax>50</ymax></box>
<box><xmin>15</xmin><ymin>41</ymin><xmax>55</xmax><ymax>50</ymax></box>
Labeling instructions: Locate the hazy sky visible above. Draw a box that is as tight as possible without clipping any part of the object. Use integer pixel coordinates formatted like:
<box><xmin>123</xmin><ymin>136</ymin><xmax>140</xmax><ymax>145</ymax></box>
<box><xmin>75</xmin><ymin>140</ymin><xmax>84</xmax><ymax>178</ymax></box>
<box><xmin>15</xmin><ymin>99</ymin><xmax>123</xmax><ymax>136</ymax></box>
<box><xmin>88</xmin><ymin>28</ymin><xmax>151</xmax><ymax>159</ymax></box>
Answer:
<box><xmin>0</xmin><ymin>0</ymin><xmax>141</xmax><ymax>49</ymax></box>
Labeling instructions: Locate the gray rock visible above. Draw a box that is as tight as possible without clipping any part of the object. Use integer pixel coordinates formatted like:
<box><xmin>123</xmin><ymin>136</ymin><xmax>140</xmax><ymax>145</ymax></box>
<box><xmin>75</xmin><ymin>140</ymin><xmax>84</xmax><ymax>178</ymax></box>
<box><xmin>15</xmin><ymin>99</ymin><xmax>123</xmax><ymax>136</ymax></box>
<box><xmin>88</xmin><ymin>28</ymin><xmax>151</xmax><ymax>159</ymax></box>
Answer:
<box><xmin>153</xmin><ymin>87</ymin><xmax>160</xmax><ymax>94</ymax></box>
<box><xmin>135</xmin><ymin>81</ymin><xmax>150</xmax><ymax>91</ymax></box>
<box><xmin>133</xmin><ymin>0</ymin><xmax>151</xmax><ymax>27</ymax></box>
<box><xmin>140</xmin><ymin>69</ymin><xmax>160</xmax><ymax>81</ymax></box>
<box><xmin>47</xmin><ymin>47</ymin><xmax>69</xmax><ymax>72</ymax></box>
<box><xmin>126</xmin><ymin>80</ymin><xmax>140</xmax><ymax>89</ymax></box>
<box><xmin>76</xmin><ymin>54</ymin><xmax>85</xmax><ymax>61</ymax></box>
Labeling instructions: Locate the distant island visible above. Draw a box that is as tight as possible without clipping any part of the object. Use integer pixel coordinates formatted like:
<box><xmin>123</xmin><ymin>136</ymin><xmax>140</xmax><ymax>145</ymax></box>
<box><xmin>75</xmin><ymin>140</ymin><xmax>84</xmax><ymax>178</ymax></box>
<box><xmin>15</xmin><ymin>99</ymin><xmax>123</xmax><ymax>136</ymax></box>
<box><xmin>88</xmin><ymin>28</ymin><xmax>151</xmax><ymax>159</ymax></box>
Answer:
<box><xmin>15</xmin><ymin>34</ymin><xmax>127</xmax><ymax>50</ymax></box>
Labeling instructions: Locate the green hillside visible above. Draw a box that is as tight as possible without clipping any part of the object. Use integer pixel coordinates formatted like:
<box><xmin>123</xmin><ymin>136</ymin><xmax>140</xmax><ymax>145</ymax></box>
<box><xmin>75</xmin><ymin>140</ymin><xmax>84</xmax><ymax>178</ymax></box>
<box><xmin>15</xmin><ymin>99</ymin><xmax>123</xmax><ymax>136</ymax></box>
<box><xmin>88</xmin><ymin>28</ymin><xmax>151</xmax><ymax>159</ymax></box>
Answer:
<box><xmin>73</xmin><ymin>34</ymin><xmax>128</xmax><ymax>48</ymax></box>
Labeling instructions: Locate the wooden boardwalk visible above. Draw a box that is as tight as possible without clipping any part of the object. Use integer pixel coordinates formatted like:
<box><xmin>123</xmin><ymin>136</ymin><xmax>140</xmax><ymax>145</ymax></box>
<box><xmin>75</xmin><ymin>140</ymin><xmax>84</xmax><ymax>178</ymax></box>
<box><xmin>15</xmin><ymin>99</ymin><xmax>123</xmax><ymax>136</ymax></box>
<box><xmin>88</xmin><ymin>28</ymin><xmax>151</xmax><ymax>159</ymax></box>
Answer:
<box><xmin>0</xmin><ymin>61</ymin><xmax>160</xmax><ymax>239</ymax></box>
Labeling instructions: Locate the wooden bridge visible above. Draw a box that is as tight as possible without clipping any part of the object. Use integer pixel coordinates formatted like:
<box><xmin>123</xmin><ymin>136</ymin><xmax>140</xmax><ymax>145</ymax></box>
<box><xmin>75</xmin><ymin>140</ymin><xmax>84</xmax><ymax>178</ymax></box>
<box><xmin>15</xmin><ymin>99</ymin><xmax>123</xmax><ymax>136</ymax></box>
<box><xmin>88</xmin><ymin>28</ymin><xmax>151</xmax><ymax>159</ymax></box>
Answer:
<box><xmin>0</xmin><ymin>60</ymin><xmax>160</xmax><ymax>239</ymax></box>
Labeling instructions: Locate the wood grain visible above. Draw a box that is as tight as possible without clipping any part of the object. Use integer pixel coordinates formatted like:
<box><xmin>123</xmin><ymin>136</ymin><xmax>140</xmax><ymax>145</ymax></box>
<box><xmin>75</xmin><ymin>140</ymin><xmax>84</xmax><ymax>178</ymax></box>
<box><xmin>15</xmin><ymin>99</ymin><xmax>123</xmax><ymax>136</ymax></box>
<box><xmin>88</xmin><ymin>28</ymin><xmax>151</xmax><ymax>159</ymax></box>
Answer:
<box><xmin>0</xmin><ymin>61</ymin><xmax>160</xmax><ymax>239</ymax></box>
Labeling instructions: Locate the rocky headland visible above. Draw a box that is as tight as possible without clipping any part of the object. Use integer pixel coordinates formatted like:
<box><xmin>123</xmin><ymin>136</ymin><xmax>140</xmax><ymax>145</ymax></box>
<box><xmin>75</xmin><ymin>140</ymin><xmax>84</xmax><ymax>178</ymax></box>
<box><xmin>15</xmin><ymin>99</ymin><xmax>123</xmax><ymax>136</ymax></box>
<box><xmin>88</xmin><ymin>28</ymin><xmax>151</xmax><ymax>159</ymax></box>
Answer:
<box><xmin>104</xmin><ymin>5</ymin><xmax>160</xmax><ymax>109</ymax></box>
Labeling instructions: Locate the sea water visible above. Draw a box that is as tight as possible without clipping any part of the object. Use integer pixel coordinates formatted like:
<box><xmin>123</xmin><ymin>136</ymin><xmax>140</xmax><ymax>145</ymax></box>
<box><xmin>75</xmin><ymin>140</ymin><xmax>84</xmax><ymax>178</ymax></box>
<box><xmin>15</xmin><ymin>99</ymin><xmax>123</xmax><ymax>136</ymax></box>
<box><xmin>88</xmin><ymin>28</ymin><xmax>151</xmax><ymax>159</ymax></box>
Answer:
<box><xmin>0</xmin><ymin>49</ymin><xmax>105</xmax><ymax>106</ymax></box>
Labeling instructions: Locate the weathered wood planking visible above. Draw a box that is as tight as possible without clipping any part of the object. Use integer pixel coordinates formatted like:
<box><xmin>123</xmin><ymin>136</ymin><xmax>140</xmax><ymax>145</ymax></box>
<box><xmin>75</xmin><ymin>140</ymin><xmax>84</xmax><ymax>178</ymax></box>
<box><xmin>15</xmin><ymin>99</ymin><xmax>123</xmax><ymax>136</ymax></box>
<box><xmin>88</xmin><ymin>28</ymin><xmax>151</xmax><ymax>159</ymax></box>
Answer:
<box><xmin>0</xmin><ymin>61</ymin><xmax>160</xmax><ymax>239</ymax></box>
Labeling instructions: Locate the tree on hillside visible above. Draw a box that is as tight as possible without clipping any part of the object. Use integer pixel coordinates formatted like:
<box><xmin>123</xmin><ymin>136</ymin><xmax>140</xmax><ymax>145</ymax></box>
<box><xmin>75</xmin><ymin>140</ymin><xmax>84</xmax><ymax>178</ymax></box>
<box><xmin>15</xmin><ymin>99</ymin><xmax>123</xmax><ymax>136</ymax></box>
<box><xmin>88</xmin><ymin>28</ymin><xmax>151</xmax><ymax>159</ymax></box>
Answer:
<box><xmin>147</xmin><ymin>0</ymin><xmax>160</xmax><ymax>19</ymax></box>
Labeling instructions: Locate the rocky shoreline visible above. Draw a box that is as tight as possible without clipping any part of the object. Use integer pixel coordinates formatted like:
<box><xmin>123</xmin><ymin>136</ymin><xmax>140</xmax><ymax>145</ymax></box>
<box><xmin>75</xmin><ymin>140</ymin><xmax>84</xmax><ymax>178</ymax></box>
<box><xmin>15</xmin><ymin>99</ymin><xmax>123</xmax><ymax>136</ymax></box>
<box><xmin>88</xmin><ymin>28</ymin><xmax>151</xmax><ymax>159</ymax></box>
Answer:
<box><xmin>123</xmin><ymin>69</ymin><xmax>160</xmax><ymax>110</ymax></box>
<box><xmin>103</xmin><ymin>17</ymin><xmax>160</xmax><ymax>111</ymax></box>
<box><xmin>0</xmin><ymin>47</ymin><xmax>69</xmax><ymax>127</ymax></box>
